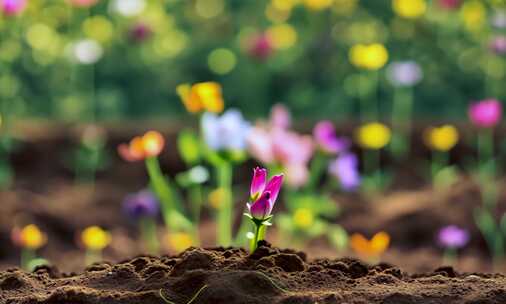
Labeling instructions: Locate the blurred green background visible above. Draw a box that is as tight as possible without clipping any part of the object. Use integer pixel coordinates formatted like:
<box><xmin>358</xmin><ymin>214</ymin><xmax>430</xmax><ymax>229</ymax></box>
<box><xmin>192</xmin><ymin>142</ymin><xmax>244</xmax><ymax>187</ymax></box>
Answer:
<box><xmin>0</xmin><ymin>0</ymin><xmax>505</xmax><ymax>122</ymax></box>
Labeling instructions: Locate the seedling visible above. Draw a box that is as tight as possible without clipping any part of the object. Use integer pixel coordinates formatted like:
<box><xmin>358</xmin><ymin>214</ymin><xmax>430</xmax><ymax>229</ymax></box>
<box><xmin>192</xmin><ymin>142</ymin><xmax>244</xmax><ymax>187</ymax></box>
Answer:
<box><xmin>11</xmin><ymin>224</ymin><xmax>48</xmax><ymax>270</ymax></box>
<box><xmin>81</xmin><ymin>226</ymin><xmax>111</xmax><ymax>265</ymax></box>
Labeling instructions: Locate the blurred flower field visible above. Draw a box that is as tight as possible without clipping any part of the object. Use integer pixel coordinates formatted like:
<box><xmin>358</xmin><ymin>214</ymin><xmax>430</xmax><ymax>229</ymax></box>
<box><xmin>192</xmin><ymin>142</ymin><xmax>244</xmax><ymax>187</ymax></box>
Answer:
<box><xmin>0</xmin><ymin>0</ymin><xmax>505</xmax><ymax>121</ymax></box>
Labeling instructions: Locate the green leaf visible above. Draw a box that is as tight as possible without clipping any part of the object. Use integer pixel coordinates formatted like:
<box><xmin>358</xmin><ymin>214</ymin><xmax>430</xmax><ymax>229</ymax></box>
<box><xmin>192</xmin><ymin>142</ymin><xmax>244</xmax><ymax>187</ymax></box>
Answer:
<box><xmin>177</xmin><ymin>129</ymin><xmax>201</xmax><ymax>165</ymax></box>
<box><xmin>328</xmin><ymin>225</ymin><xmax>349</xmax><ymax>252</ymax></box>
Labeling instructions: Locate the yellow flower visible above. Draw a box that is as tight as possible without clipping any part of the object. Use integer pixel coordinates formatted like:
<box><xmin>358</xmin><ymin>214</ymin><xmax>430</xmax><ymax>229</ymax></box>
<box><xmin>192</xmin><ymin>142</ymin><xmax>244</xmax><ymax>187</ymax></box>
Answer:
<box><xmin>349</xmin><ymin>43</ymin><xmax>389</xmax><ymax>70</ymax></box>
<box><xmin>176</xmin><ymin>82</ymin><xmax>224</xmax><ymax>114</ymax></box>
<box><xmin>166</xmin><ymin>232</ymin><xmax>194</xmax><ymax>252</ymax></box>
<box><xmin>392</xmin><ymin>0</ymin><xmax>426</xmax><ymax>19</ymax></box>
<box><xmin>81</xmin><ymin>226</ymin><xmax>111</xmax><ymax>251</ymax></box>
<box><xmin>350</xmin><ymin>231</ymin><xmax>390</xmax><ymax>258</ymax></box>
<box><xmin>460</xmin><ymin>1</ymin><xmax>486</xmax><ymax>32</ymax></box>
<box><xmin>356</xmin><ymin>122</ymin><xmax>391</xmax><ymax>150</ymax></box>
<box><xmin>266</xmin><ymin>23</ymin><xmax>298</xmax><ymax>50</ymax></box>
<box><xmin>14</xmin><ymin>225</ymin><xmax>47</xmax><ymax>250</ymax></box>
<box><xmin>208</xmin><ymin>188</ymin><xmax>225</xmax><ymax>209</ymax></box>
<box><xmin>293</xmin><ymin>208</ymin><xmax>314</xmax><ymax>229</ymax></box>
<box><xmin>304</xmin><ymin>0</ymin><xmax>333</xmax><ymax>11</ymax></box>
<box><xmin>424</xmin><ymin>125</ymin><xmax>459</xmax><ymax>152</ymax></box>
<box><xmin>333</xmin><ymin>0</ymin><xmax>358</xmax><ymax>15</ymax></box>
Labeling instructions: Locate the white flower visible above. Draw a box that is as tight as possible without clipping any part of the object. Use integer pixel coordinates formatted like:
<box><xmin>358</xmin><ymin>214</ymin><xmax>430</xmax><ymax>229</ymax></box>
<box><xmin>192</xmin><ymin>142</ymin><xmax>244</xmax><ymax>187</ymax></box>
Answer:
<box><xmin>109</xmin><ymin>0</ymin><xmax>146</xmax><ymax>17</ymax></box>
<box><xmin>72</xmin><ymin>39</ymin><xmax>103</xmax><ymax>64</ymax></box>
<box><xmin>201</xmin><ymin>109</ymin><xmax>251</xmax><ymax>151</ymax></box>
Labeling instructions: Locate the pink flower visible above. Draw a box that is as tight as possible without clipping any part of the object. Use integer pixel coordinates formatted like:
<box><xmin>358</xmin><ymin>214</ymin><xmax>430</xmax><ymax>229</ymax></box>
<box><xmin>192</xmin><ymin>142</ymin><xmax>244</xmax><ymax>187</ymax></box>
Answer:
<box><xmin>1</xmin><ymin>0</ymin><xmax>26</xmax><ymax>16</ymax></box>
<box><xmin>248</xmin><ymin>33</ymin><xmax>274</xmax><ymax>60</ymax></box>
<box><xmin>247</xmin><ymin>168</ymin><xmax>283</xmax><ymax>220</ymax></box>
<box><xmin>490</xmin><ymin>36</ymin><xmax>506</xmax><ymax>55</ymax></box>
<box><xmin>270</xmin><ymin>103</ymin><xmax>291</xmax><ymax>130</ymax></box>
<box><xmin>468</xmin><ymin>99</ymin><xmax>503</xmax><ymax>128</ymax></box>
<box><xmin>437</xmin><ymin>0</ymin><xmax>461</xmax><ymax>10</ymax></box>
<box><xmin>313</xmin><ymin>120</ymin><xmax>350</xmax><ymax>154</ymax></box>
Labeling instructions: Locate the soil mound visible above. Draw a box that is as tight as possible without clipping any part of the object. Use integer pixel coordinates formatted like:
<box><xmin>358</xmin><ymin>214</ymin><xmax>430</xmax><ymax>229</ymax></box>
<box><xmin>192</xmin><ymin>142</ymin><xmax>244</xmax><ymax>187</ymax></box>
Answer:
<box><xmin>1</xmin><ymin>242</ymin><xmax>505</xmax><ymax>304</ymax></box>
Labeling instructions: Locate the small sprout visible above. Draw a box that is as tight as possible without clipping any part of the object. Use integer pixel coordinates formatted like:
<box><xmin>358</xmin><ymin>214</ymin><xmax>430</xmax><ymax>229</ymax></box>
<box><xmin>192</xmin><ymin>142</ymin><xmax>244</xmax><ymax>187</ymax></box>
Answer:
<box><xmin>81</xmin><ymin>226</ymin><xmax>111</xmax><ymax>265</ymax></box>
<box><xmin>160</xmin><ymin>284</ymin><xmax>208</xmax><ymax>304</ymax></box>
<box><xmin>176</xmin><ymin>82</ymin><xmax>224</xmax><ymax>114</ymax></box>
<box><xmin>350</xmin><ymin>231</ymin><xmax>390</xmax><ymax>262</ymax></box>
<box><xmin>11</xmin><ymin>224</ymin><xmax>48</xmax><ymax>270</ymax></box>
<box><xmin>117</xmin><ymin>131</ymin><xmax>165</xmax><ymax>162</ymax></box>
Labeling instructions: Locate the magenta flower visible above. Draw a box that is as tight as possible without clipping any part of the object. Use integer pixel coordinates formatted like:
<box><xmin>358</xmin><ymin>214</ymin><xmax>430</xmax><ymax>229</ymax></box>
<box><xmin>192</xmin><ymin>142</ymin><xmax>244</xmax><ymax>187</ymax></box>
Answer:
<box><xmin>313</xmin><ymin>121</ymin><xmax>350</xmax><ymax>154</ymax></box>
<box><xmin>1</xmin><ymin>0</ymin><xmax>26</xmax><ymax>16</ymax></box>
<box><xmin>329</xmin><ymin>152</ymin><xmax>361</xmax><ymax>191</ymax></box>
<box><xmin>438</xmin><ymin>225</ymin><xmax>470</xmax><ymax>249</ymax></box>
<box><xmin>437</xmin><ymin>0</ymin><xmax>461</xmax><ymax>10</ymax></box>
<box><xmin>468</xmin><ymin>99</ymin><xmax>503</xmax><ymax>128</ymax></box>
<box><xmin>247</xmin><ymin>168</ymin><xmax>283</xmax><ymax>221</ymax></box>
<box><xmin>248</xmin><ymin>33</ymin><xmax>273</xmax><ymax>60</ymax></box>
<box><xmin>490</xmin><ymin>36</ymin><xmax>506</xmax><ymax>55</ymax></box>
<box><xmin>129</xmin><ymin>22</ymin><xmax>152</xmax><ymax>43</ymax></box>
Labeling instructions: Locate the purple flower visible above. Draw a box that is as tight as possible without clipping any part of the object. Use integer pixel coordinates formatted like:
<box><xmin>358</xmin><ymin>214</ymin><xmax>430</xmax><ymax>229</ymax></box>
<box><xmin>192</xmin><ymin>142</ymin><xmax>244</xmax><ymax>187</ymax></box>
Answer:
<box><xmin>438</xmin><ymin>225</ymin><xmax>470</xmax><ymax>249</ymax></box>
<box><xmin>123</xmin><ymin>190</ymin><xmax>159</xmax><ymax>219</ymax></box>
<box><xmin>1</xmin><ymin>0</ymin><xmax>26</xmax><ymax>16</ymax></box>
<box><xmin>490</xmin><ymin>36</ymin><xmax>506</xmax><ymax>55</ymax></box>
<box><xmin>247</xmin><ymin>168</ymin><xmax>283</xmax><ymax>220</ymax></box>
<box><xmin>468</xmin><ymin>99</ymin><xmax>503</xmax><ymax>128</ymax></box>
<box><xmin>129</xmin><ymin>22</ymin><xmax>152</xmax><ymax>43</ymax></box>
<box><xmin>313</xmin><ymin>121</ymin><xmax>350</xmax><ymax>154</ymax></box>
<box><xmin>329</xmin><ymin>152</ymin><xmax>361</xmax><ymax>191</ymax></box>
<box><xmin>386</xmin><ymin>61</ymin><xmax>423</xmax><ymax>87</ymax></box>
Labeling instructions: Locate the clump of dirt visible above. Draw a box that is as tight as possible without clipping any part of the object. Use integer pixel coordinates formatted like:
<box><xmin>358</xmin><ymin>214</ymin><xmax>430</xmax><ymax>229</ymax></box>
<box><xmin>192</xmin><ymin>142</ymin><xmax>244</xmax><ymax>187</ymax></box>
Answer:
<box><xmin>1</xmin><ymin>242</ymin><xmax>505</xmax><ymax>304</ymax></box>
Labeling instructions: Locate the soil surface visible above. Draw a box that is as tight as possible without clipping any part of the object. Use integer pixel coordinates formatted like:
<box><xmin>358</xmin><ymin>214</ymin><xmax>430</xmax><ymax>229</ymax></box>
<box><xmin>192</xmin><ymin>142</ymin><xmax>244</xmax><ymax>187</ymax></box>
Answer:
<box><xmin>1</xmin><ymin>242</ymin><xmax>505</xmax><ymax>304</ymax></box>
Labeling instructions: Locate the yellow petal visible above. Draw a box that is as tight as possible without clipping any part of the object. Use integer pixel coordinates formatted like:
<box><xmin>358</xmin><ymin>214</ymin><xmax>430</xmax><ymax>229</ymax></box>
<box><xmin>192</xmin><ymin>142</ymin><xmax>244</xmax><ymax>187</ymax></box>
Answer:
<box><xmin>370</xmin><ymin>231</ymin><xmax>390</xmax><ymax>254</ymax></box>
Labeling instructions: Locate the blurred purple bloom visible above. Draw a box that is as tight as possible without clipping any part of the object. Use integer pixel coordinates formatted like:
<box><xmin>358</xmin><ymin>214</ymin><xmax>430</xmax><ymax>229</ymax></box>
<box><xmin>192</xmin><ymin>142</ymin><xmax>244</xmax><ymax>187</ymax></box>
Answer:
<box><xmin>438</xmin><ymin>225</ymin><xmax>470</xmax><ymax>249</ymax></box>
<box><xmin>129</xmin><ymin>22</ymin><xmax>152</xmax><ymax>43</ymax></box>
<box><xmin>1</xmin><ymin>0</ymin><xmax>26</xmax><ymax>16</ymax></box>
<box><xmin>123</xmin><ymin>190</ymin><xmax>159</xmax><ymax>219</ymax></box>
<box><xmin>490</xmin><ymin>36</ymin><xmax>506</xmax><ymax>55</ymax></box>
<box><xmin>202</xmin><ymin>109</ymin><xmax>251</xmax><ymax>151</ymax></box>
<box><xmin>329</xmin><ymin>152</ymin><xmax>361</xmax><ymax>191</ymax></box>
<box><xmin>247</xmin><ymin>170</ymin><xmax>284</xmax><ymax>220</ymax></box>
<box><xmin>386</xmin><ymin>61</ymin><xmax>423</xmax><ymax>87</ymax></box>
<box><xmin>492</xmin><ymin>11</ymin><xmax>506</xmax><ymax>29</ymax></box>
<box><xmin>313</xmin><ymin>121</ymin><xmax>350</xmax><ymax>154</ymax></box>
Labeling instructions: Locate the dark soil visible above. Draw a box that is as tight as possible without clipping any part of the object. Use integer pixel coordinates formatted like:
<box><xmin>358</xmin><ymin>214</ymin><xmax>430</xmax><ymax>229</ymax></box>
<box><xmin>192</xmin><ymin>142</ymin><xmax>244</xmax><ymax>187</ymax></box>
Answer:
<box><xmin>1</xmin><ymin>242</ymin><xmax>505</xmax><ymax>304</ymax></box>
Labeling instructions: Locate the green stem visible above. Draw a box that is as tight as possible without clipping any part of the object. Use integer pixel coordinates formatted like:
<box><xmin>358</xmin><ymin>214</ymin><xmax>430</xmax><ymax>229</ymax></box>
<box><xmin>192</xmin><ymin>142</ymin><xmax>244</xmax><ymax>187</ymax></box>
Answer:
<box><xmin>364</xmin><ymin>149</ymin><xmax>382</xmax><ymax>191</ymax></box>
<box><xmin>442</xmin><ymin>248</ymin><xmax>457</xmax><ymax>266</ymax></box>
<box><xmin>390</xmin><ymin>87</ymin><xmax>413</xmax><ymax>158</ymax></box>
<box><xmin>306</xmin><ymin>152</ymin><xmax>327</xmax><ymax>192</ymax></box>
<box><xmin>431</xmin><ymin>150</ymin><xmax>449</xmax><ymax>180</ymax></box>
<box><xmin>189</xmin><ymin>184</ymin><xmax>202</xmax><ymax>246</ymax></box>
<box><xmin>478</xmin><ymin>129</ymin><xmax>494</xmax><ymax>178</ymax></box>
<box><xmin>216</xmin><ymin>162</ymin><xmax>233</xmax><ymax>247</ymax></box>
<box><xmin>250</xmin><ymin>221</ymin><xmax>267</xmax><ymax>253</ymax></box>
<box><xmin>21</xmin><ymin>249</ymin><xmax>35</xmax><ymax>271</ymax></box>
<box><xmin>140</xmin><ymin>217</ymin><xmax>159</xmax><ymax>255</ymax></box>
<box><xmin>85</xmin><ymin>249</ymin><xmax>101</xmax><ymax>266</ymax></box>
<box><xmin>359</xmin><ymin>71</ymin><xmax>379</xmax><ymax>122</ymax></box>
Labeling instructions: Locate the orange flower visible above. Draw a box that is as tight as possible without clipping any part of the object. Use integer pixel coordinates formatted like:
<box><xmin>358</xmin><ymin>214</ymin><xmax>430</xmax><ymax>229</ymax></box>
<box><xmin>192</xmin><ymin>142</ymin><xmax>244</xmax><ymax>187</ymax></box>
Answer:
<box><xmin>176</xmin><ymin>82</ymin><xmax>224</xmax><ymax>114</ymax></box>
<box><xmin>118</xmin><ymin>131</ymin><xmax>165</xmax><ymax>162</ymax></box>
<box><xmin>350</xmin><ymin>231</ymin><xmax>390</xmax><ymax>258</ymax></box>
